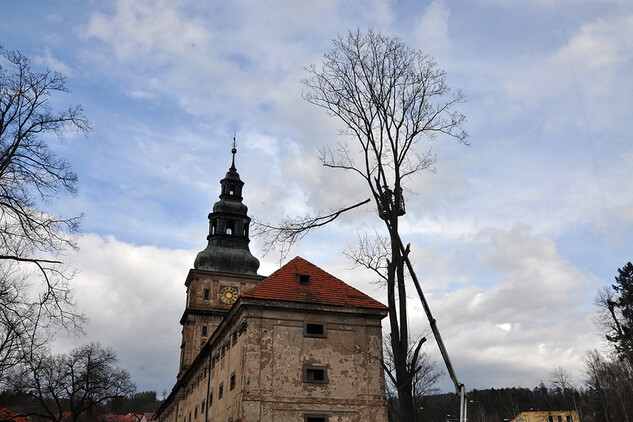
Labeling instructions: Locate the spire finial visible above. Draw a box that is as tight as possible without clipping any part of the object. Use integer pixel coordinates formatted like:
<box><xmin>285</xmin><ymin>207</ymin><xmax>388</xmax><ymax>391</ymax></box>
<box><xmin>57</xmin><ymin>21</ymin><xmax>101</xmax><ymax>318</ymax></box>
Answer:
<box><xmin>231</xmin><ymin>133</ymin><xmax>237</xmax><ymax>170</ymax></box>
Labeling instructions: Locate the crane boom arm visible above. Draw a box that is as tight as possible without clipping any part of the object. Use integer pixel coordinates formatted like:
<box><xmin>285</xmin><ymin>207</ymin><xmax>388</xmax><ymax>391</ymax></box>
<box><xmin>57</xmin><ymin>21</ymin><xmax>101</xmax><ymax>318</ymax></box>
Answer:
<box><xmin>396</xmin><ymin>236</ymin><xmax>468</xmax><ymax>422</ymax></box>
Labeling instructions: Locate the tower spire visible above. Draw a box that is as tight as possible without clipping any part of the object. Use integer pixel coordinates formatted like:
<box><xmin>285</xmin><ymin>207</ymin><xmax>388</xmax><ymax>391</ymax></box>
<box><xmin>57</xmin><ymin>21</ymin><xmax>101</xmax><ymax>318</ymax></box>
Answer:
<box><xmin>193</xmin><ymin>140</ymin><xmax>259</xmax><ymax>275</ymax></box>
<box><xmin>231</xmin><ymin>133</ymin><xmax>237</xmax><ymax>170</ymax></box>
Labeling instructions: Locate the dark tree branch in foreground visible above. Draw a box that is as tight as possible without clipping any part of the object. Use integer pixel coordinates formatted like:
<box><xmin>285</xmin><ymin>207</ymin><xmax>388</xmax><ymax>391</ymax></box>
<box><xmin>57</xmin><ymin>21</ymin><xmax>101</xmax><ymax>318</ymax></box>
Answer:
<box><xmin>0</xmin><ymin>48</ymin><xmax>89</xmax><ymax>381</ymax></box>
<box><xmin>251</xmin><ymin>198</ymin><xmax>370</xmax><ymax>261</ymax></box>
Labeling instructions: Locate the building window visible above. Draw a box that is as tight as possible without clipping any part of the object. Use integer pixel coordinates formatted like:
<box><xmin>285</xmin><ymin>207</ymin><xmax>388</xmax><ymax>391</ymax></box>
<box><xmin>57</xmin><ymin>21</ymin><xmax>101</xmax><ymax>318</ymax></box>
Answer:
<box><xmin>304</xmin><ymin>322</ymin><xmax>326</xmax><ymax>338</ymax></box>
<box><xmin>221</xmin><ymin>345</ymin><xmax>225</xmax><ymax>358</ymax></box>
<box><xmin>204</xmin><ymin>289</ymin><xmax>210</xmax><ymax>300</ymax></box>
<box><xmin>201</xmin><ymin>400</ymin><xmax>205</xmax><ymax>411</ymax></box>
<box><xmin>219</xmin><ymin>383</ymin><xmax>224</xmax><ymax>399</ymax></box>
<box><xmin>202</xmin><ymin>326</ymin><xmax>207</xmax><ymax>336</ymax></box>
<box><xmin>230</xmin><ymin>372</ymin><xmax>236</xmax><ymax>390</ymax></box>
<box><xmin>209</xmin><ymin>392</ymin><xmax>213</xmax><ymax>407</ymax></box>
<box><xmin>303</xmin><ymin>365</ymin><xmax>327</xmax><ymax>384</ymax></box>
<box><xmin>232</xmin><ymin>331</ymin><xmax>237</xmax><ymax>345</ymax></box>
<box><xmin>194</xmin><ymin>406</ymin><xmax>197</xmax><ymax>419</ymax></box>
<box><xmin>304</xmin><ymin>416</ymin><xmax>328</xmax><ymax>422</ymax></box>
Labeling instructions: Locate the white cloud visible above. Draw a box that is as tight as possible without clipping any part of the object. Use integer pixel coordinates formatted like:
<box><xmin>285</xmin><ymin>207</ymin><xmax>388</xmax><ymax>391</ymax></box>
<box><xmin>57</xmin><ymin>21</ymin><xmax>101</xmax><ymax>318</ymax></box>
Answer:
<box><xmin>413</xmin><ymin>0</ymin><xmax>451</xmax><ymax>55</ymax></box>
<box><xmin>403</xmin><ymin>225</ymin><xmax>603</xmax><ymax>389</ymax></box>
<box><xmin>34</xmin><ymin>48</ymin><xmax>74</xmax><ymax>75</ymax></box>
<box><xmin>54</xmin><ymin>234</ymin><xmax>193</xmax><ymax>392</ymax></box>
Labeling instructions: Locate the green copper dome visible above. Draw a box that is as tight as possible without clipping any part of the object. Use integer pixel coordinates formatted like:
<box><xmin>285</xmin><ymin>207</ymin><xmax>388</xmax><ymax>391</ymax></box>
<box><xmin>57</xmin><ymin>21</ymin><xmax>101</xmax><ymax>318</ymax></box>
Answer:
<box><xmin>193</xmin><ymin>148</ymin><xmax>260</xmax><ymax>275</ymax></box>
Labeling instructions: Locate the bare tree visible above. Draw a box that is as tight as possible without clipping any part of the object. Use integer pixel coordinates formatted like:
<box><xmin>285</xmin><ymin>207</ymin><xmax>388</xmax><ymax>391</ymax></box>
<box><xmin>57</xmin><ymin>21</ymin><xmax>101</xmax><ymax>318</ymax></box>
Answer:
<box><xmin>253</xmin><ymin>29</ymin><xmax>467</xmax><ymax>421</ymax></box>
<box><xmin>584</xmin><ymin>350</ymin><xmax>633</xmax><ymax>422</ymax></box>
<box><xmin>0</xmin><ymin>48</ymin><xmax>89</xmax><ymax>380</ymax></box>
<box><xmin>383</xmin><ymin>334</ymin><xmax>443</xmax><ymax>420</ymax></box>
<box><xmin>549</xmin><ymin>367</ymin><xmax>580</xmax><ymax>421</ymax></box>
<box><xmin>10</xmin><ymin>343</ymin><xmax>135</xmax><ymax>422</ymax></box>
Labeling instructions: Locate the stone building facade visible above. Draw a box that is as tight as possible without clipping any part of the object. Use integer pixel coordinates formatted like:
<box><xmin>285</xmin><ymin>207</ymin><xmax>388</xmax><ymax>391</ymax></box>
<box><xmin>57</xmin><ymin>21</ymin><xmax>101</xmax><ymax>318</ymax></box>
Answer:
<box><xmin>155</xmin><ymin>149</ymin><xmax>389</xmax><ymax>422</ymax></box>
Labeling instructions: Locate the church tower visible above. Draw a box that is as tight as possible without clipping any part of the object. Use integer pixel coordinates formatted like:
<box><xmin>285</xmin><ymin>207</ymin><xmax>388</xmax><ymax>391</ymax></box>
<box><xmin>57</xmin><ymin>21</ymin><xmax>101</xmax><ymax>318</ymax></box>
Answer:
<box><xmin>178</xmin><ymin>145</ymin><xmax>264</xmax><ymax>379</ymax></box>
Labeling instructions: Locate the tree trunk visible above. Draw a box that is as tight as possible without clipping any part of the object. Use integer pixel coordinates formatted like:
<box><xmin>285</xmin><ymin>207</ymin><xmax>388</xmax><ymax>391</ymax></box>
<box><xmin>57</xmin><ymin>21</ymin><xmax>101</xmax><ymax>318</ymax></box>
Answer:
<box><xmin>386</xmin><ymin>211</ymin><xmax>415</xmax><ymax>422</ymax></box>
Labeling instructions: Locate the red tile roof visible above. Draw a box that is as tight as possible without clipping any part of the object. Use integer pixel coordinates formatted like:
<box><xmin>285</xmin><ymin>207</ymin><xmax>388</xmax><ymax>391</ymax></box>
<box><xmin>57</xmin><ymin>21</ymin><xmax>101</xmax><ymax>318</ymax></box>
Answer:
<box><xmin>241</xmin><ymin>256</ymin><xmax>388</xmax><ymax>311</ymax></box>
<box><xmin>0</xmin><ymin>408</ymin><xmax>30</xmax><ymax>422</ymax></box>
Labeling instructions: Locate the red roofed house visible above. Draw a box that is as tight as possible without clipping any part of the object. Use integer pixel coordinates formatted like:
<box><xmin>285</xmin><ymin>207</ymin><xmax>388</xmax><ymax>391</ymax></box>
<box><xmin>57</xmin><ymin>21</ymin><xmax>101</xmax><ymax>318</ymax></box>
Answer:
<box><xmin>154</xmin><ymin>150</ymin><xmax>389</xmax><ymax>422</ymax></box>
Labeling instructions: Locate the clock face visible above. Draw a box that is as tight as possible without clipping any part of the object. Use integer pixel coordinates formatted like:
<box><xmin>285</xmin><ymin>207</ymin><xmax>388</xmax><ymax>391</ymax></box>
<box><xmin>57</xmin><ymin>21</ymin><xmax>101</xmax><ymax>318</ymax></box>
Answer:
<box><xmin>219</xmin><ymin>286</ymin><xmax>238</xmax><ymax>305</ymax></box>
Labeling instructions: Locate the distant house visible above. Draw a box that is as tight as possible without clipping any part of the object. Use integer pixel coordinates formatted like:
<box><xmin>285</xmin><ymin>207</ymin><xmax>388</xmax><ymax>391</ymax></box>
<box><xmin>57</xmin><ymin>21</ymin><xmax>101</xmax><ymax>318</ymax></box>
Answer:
<box><xmin>100</xmin><ymin>414</ymin><xmax>138</xmax><ymax>422</ymax></box>
<box><xmin>0</xmin><ymin>408</ymin><xmax>30</xmax><ymax>422</ymax></box>
<box><xmin>510</xmin><ymin>410</ymin><xmax>579</xmax><ymax>422</ymax></box>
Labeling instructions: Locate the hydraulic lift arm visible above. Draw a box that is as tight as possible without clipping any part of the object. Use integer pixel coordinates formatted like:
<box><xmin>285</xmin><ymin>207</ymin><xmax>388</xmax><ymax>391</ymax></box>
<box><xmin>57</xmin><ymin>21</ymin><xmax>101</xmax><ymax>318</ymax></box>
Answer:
<box><xmin>396</xmin><ymin>235</ymin><xmax>468</xmax><ymax>422</ymax></box>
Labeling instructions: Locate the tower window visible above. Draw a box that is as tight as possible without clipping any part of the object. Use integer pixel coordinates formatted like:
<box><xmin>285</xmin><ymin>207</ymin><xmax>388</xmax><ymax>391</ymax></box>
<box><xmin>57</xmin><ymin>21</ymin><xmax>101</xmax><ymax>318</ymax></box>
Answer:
<box><xmin>226</xmin><ymin>221</ymin><xmax>235</xmax><ymax>235</ymax></box>
<box><xmin>211</xmin><ymin>221</ymin><xmax>217</xmax><ymax>235</ymax></box>
<box><xmin>219</xmin><ymin>383</ymin><xmax>224</xmax><ymax>399</ymax></box>
<box><xmin>204</xmin><ymin>289</ymin><xmax>209</xmax><ymax>300</ymax></box>
<box><xmin>202</xmin><ymin>326</ymin><xmax>207</xmax><ymax>336</ymax></box>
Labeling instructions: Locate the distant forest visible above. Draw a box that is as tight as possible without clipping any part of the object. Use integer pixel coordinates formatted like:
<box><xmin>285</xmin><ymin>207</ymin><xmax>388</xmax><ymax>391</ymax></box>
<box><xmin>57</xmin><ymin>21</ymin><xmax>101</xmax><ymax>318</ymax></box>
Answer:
<box><xmin>0</xmin><ymin>390</ymin><xmax>164</xmax><ymax>418</ymax></box>
<box><xmin>397</xmin><ymin>382</ymin><xmax>622</xmax><ymax>422</ymax></box>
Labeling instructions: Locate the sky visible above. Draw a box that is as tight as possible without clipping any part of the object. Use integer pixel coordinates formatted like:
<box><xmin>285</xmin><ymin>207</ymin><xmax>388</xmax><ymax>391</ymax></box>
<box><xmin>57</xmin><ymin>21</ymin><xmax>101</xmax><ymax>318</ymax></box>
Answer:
<box><xmin>2</xmin><ymin>0</ymin><xmax>633</xmax><ymax>396</ymax></box>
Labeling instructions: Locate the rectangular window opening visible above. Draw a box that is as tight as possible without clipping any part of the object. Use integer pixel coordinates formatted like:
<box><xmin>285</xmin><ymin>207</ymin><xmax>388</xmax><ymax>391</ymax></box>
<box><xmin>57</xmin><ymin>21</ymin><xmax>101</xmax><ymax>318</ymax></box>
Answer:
<box><xmin>304</xmin><ymin>322</ymin><xmax>326</xmax><ymax>338</ymax></box>
<box><xmin>202</xmin><ymin>326</ymin><xmax>207</xmax><ymax>336</ymax></box>
<box><xmin>304</xmin><ymin>366</ymin><xmax>327</xmax><ymax>384</ymax></box>
<box><xmin>204</xmin><ymin>289</ymin><xmax>210</xmax><ymax>300</ymax></box>
<box><xmin>230</xmin><ymin>372</ymin><xmax>236</xmax><ymax>390</ymax></box>
<box><xmin>304</xmin><ymin>416</ymin><xmax>328</xmax><ymax>422</ymax></box>
<box><xmin>219</xmin><ymin>383</ymin><xmax>224</xmax><ymax>399</ymax></box>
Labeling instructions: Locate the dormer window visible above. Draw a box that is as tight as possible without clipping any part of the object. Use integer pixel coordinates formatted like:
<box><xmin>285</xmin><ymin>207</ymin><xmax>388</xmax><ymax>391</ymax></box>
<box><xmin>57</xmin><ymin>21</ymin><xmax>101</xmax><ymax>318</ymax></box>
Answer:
<box><xmin>298</xmin><ymin>274</ymin><xmax>310</xmax><ymax>285</ymax></box>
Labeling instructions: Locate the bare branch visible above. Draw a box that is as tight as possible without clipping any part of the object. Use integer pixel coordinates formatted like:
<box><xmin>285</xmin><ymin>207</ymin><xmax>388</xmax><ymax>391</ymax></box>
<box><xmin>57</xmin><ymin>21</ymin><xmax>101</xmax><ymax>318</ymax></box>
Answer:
<box><xmin>251</xmin><ymin>198</ymin><xmax>370</xmax><ymax>262</ymax></box>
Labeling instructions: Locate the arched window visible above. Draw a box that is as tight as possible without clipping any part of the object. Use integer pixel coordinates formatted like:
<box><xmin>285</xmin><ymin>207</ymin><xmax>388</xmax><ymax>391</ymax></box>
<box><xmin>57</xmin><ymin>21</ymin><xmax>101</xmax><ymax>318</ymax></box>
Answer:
<box><xmin>226</xmin><ymin>221</ymin><xmax>235</xmax><ymax>235</ymax></box>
